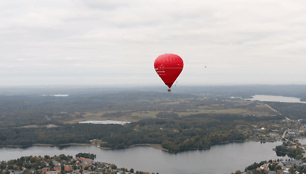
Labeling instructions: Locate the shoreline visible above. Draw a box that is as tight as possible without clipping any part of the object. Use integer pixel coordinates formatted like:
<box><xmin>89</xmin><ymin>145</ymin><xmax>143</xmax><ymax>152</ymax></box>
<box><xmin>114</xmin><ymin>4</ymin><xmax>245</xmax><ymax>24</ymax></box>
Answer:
<box><xmin>98</xmin><ymin>144</ymin><xmax>169</xmax><ymax>151</ymax></box>
<box><xmin>128</xmin><ymin>144</ymin><xmax>169</xmax><ymax>151</ymax></box>
<box><xmin>0</xmin><ymin>143</ymin><xmax>92</xmax><ymax>148</ymax></box>
<box><xmin>0</xmin><ymin>140</ymin><xmax>277</xmax><ymax>150</ymax></box>
<box><xmin>3</xmin><ymin>138</ymin><xmax>305</xmax><ymax>152</ymax></box>
<box><xmin>0</xmin><ymin>140</ymin><xmax>259</xmax><ymax>152</ymax></box>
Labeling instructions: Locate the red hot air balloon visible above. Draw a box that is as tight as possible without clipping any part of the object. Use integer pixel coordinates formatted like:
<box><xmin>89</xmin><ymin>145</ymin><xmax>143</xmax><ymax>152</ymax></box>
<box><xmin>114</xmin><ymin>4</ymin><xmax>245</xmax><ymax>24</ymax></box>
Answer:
<box><xmin>154</xmin><ymin>53</ymin><xmax>184</xmax><ymax>92</ymax></box>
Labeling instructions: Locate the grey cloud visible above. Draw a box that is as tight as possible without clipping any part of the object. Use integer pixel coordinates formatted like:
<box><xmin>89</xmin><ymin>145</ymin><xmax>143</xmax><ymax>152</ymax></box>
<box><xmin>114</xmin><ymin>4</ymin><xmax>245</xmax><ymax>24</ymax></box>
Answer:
<box><xmin>0</xmin><ymin>1</ymin><xmax>27</xmax><ymax>18</ymax></box>
<box><xmin>81</xmin><ymin>0</ymin><xmax>129</xmax><ymax>11</ymax></box>
<box><xmin>1</xmin><ymin>0</ymin><xmax>306</xmax><ymax>86</ymax></box>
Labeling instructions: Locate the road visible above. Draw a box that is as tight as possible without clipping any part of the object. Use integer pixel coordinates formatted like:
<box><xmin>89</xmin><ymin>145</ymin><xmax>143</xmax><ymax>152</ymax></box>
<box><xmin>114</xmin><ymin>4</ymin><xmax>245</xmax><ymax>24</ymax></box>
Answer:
<box><xmin>282</xmin><ymin>130</ymin><xmax>287</xmax><ymax>139</ymax></box>
<box><xmin>265</xmin><ymin>104</ymin><xmax>281</xmax><ymax>115</ymax></box>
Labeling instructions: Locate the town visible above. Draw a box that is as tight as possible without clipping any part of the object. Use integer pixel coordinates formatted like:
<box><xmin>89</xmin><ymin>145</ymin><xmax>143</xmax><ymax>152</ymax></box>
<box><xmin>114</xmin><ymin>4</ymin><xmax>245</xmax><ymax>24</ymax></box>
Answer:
<box><xmin>0</xmin><ymin>153</ymin><xmax>155</xmax><ymax>174</ymax></box>
<box><xmin>233</xmin><ymin>117</ymin><xmax>306</xmax><ymax>174</ymax></box>
<box><xmin>246</xmin><ymin>117</ymin><xmax>306</xmax><ymax>143</ymax></box>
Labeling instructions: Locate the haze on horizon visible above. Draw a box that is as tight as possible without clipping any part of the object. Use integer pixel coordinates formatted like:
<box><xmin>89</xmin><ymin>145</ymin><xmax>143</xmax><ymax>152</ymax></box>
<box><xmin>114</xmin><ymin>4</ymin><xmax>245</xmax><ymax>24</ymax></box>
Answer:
<box><xmin>1</xmin><ymin>0</ymin><xmax>306</xmax><ymax>86</ymax></box>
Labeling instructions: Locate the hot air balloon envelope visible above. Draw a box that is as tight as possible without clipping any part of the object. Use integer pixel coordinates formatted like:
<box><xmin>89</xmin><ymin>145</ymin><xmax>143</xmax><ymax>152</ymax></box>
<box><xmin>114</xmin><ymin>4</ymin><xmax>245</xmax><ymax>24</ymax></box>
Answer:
<box><xmin>154</xmin><ymin>53</ymin><xmax>184</xmax><ymax>88</ymax></box>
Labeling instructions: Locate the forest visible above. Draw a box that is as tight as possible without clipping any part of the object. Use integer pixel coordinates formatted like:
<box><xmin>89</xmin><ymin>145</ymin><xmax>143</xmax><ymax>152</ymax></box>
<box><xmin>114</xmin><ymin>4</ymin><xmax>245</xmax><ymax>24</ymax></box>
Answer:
<box><xmin>265</xmin><ymin>102</ymin><xmax>306</xmax><ymax>119</ymax></box>
<box><xmin>0</xmin><ymin>113</ymin><xmax>284</xmax><ymax>153</ymax></box>
<box><xmin>75</xmin><ymin>153</ymin><xmax>96</xmax><ymax>160</ymax></box>
<box><xmin>0</xmin><ymin>86</ymin><xmax>305</xmax><ymax>153</ymax></box>
<box><xmin>274</xmin><ymin>144</ymin><xmax>303</xmax><ymax>159</ymax></box>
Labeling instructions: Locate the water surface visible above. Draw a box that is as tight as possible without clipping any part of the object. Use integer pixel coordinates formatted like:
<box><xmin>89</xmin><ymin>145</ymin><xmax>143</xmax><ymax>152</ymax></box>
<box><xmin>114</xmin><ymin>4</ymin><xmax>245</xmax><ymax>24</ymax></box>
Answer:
<box><xmin>0</xmin><ymin>141</ymin><xmax>291</xmax><ymax>174</ymax></box>
<box><xmin>79</xmin><ymin>120</ymin><xmax>131</xmax><ymax>125</ymax></box>
<box><xmin>247</xmin><ymin>95</ymin><xmax>306</xmax><ymax>103</ymax></box>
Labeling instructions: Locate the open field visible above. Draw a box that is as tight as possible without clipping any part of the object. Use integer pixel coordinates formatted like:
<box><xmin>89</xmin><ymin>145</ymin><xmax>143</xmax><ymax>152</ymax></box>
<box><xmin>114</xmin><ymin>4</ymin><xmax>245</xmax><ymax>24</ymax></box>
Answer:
<box><xmin>63</xmin><ymin>99</ymin><xmax>278</xmax><ymax>123</ymax></box>
<box><xmin>0</xmin><ymin>91</ymin><xmax>281</xmax><ymax>127</ymax></box>
<box><xmin>177</xmin><ymin>108</ymin><xmax>250</xmax><ymax>116</ymax></box>
<box><xmin>131</xmin><ymin>111</ymin><xmax>161</xmax><ymax>118</ymax></box>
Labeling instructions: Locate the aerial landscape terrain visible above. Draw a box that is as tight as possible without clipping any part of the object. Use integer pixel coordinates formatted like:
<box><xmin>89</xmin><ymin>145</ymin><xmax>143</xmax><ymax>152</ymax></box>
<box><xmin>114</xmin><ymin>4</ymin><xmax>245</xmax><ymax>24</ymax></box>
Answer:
<box><xmin>2</xmin><ymin>0</ymin><xmax>306</xmax><ymax>173</ymax></box>
<box><xmin>2</xmin><ymin>85</ymin><xmax>306</xmax><ymax>173</ymax></box>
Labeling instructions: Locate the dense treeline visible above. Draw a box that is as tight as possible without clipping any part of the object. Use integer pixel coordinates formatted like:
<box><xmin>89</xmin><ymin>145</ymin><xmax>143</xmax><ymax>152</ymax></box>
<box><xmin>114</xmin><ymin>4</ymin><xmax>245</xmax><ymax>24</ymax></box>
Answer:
<box><xmin>274</xmin><ymin>144</ymin><xmax>303</xmax><ymax>159</ymax></box>
<box><xmin>0</xmin><ymin>91</ymin><xmax>200</xmax><ymax>127</ymax></box>
<box><xmin>0</xmin><ymin>113</ymin><xmax>284</xmax><ymax>153</ymax></box>
<box><xmin>75</xmin><ymin>153</ymin><xmax>96</xmax><ymax>160</ymax></box>
<box><xmin>266</xmin><ymin>102</ymin><xmax>306</xmax><ymax>119</ymax></box>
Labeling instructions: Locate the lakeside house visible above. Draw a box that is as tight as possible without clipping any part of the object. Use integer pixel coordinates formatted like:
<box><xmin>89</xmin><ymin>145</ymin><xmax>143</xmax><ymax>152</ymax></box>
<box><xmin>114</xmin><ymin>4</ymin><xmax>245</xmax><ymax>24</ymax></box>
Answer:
<box><xmin>42</xmin><ymin>168</ymin><xmax>50</xmax><ymax>174</ymax></box>
<box><xmin>64</xmin><ymin>165</ymin><xmax>73</xmax><ymax>171</ymax></box>
<box><xmin>54</xmin><ymin>167</ymin><xmax>61</xmax><ymax>171</ymax></box>
<box><xmin>52</xmin><ymin>160</ymin><xmax>61</xmax><ymax>166</ymax></box>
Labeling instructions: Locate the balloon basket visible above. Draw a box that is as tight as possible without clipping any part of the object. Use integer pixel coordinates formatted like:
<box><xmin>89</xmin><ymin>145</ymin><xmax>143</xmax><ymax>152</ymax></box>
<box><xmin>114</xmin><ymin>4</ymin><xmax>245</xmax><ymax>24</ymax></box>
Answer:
<box><xmin>167</xmin><ymin>89</ymin><xmax>171</xmax><ymax>93</ymax></box>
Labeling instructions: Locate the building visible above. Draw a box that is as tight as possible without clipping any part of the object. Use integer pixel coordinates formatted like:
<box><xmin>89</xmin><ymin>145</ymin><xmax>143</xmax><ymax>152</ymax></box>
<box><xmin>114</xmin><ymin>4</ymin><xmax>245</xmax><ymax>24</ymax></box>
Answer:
<box><xmin>288</xmin><ymin>131</ymin><xmax>296</xmax><ymax>136</ymax></box>
<box><xmin>299</xmin><ymin>126</ymin><xmax>305</xmax><ymax>133</ymax></box>
<box><xmin>267</xmin><ymin>171</ymin><xmax>276</xmax><ymax>174</ymax></box>
<box><xmin>64</xmin><ymin>165</ymin><xmax>73</xmax><ymax>171</ymax></box>
<box><xmin>283</xmin><ymin>160</ymin><xmax>302</xmax><ymax>167</ymax></box>
<box><xmin>52</xmin><ymin>160</ymin><xmax>61</xmax><ymax>166</ymax></box>
<box><xmin>42</xmin><ymin>168</ymin><xmax>50</xmax><ymax>174</ymax></box>
<box><xmin>269</xmin><ymin>132</ymin><xmax>279</xmax><ymax>138</ymax></box>
<box><xmin>83</xmin><ymin>158</ymin><xmax>93</xmax><ymax>163</ymax></box>
<box><xmin>54</xmin><ymin>167</ymin><xmax>61</xmax><ymax>171</ymax></box>
<box><xmin>45</xmin><ymin>171</ymin><xmax>60</xmax><ymax>174</ymax></box>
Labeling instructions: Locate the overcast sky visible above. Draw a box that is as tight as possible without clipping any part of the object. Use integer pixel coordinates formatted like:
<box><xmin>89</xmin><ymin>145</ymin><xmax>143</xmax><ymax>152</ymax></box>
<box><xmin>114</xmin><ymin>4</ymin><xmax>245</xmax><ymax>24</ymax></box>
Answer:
<box><xmin>1</xmin><ymin>0</ymin><xmax>306</xmax><ymax>86</ymax></box>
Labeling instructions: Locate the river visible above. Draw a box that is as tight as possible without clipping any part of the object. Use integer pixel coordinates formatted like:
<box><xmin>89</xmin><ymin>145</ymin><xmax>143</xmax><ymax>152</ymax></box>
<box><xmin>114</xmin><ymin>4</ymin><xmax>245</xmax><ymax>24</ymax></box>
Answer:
<box><xmin>0</xmin><ymin>140</ymin><xmax>295</xmax><ymax>174</ymax></box>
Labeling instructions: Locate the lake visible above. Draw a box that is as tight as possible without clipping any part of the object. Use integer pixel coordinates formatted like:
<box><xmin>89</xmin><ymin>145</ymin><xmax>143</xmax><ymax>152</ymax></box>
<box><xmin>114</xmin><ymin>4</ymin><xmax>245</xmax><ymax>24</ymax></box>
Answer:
<box><xmin>41</xmin><ymin>94</ymin><xmax>69</xmax><ymax>97</ymax></box>
<box><xmin>247</xmin><ymin>95</ymin><xmax>306</xmax><ymax>103</ymax></box>
<box><xmin>0</xmin><ymin>140</ymin><xmax>296</xmax><ymax>174</ymax></box>
<box><xmin>79</xmin><ymin>120</ymin><xmax>131</xmax><ymax>125</ymax></box>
